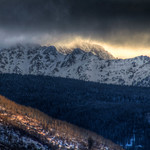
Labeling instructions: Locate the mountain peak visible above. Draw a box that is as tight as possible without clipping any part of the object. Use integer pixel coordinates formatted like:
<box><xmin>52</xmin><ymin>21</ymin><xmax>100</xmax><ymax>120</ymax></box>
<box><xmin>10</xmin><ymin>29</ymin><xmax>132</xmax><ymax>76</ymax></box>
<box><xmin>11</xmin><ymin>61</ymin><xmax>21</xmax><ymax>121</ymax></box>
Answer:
<box><xmin>71</xmin><ymin>48</ymin><xmax>85</xmax><ymax>55</ymax></box>
<box><xmin>1</xmin><ymin>43</ymin><xmax>150</xmax><ymax>87</ymax></box>
<box><xmin>135</xmin><ymin>55</ymin><xmax>150</xmax><ymax>60</ymax></box>
<box><xmin>56</xmin><ymin>42</ymin><xmax>115</xmax><ymax>60</ymax></box>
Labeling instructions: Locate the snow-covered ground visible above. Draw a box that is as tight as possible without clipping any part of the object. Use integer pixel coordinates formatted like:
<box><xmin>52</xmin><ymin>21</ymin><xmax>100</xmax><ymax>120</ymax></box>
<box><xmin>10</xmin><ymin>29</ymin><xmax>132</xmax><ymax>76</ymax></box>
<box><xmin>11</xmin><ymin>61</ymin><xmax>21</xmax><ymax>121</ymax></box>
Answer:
<box><xmin>0</xmin><ymin>99</ymin><xmax>121</xmax><ymax>150</ymax></box>
<box><xmin>0</xmin><ymin>125</ymin><xmax>48</xmax><ymax>150</ymax></box>
<box><xmin>1</xmin><ymin>44</ymin><xmax>150</xmax><ymax>87</ymax></box>
<box><xmin>0</xmin><ymin>105</ymin><xmax>79</xmax><ymax>149</ymax></box>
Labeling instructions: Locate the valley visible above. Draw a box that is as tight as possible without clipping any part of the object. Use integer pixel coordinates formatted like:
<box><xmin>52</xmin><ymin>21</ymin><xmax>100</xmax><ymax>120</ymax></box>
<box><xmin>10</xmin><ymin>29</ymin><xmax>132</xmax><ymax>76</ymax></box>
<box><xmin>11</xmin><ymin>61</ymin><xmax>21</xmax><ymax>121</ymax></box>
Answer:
<box><xmin>0</xmin><ymin>74</ymin><xmax>149</xmax><ymax>150</ymax></box>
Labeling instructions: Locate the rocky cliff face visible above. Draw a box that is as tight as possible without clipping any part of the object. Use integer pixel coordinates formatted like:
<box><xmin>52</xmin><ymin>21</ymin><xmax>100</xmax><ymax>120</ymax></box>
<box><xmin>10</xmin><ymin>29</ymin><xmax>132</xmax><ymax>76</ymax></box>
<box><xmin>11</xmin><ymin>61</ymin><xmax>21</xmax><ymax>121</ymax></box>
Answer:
<box><xmin>0</xmin><ymin>43</ymin><xmax>150</xmax><ymax>87</ymax></box>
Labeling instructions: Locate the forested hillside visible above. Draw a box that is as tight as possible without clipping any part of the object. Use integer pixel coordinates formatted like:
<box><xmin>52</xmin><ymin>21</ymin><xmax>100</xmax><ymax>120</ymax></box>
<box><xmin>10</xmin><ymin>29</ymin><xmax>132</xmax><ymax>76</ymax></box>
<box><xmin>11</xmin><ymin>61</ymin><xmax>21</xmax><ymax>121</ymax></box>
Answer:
<box><xmin>0</xmin><ymin>74</ymin><xmax>150</xmax><ymax>149</ymax></box>
<box><xmin>0</xmin><ymin>95</ymin><xmax>123</xmax><ymax>150</ymax></box>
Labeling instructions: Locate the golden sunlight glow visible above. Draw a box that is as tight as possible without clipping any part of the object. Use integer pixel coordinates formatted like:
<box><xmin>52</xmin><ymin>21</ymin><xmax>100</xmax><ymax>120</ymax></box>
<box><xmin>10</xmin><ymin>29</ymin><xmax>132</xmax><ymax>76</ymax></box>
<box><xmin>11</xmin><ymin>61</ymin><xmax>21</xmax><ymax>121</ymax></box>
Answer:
<box><xmin>100</xmin><ymin>44</ymin><xmax>150</xmax><ymax>59</ymax></box>
<box><xmin>48</xmin><ymin>36</ymin><xmax>150</xmax><ymax>59</ymax></box>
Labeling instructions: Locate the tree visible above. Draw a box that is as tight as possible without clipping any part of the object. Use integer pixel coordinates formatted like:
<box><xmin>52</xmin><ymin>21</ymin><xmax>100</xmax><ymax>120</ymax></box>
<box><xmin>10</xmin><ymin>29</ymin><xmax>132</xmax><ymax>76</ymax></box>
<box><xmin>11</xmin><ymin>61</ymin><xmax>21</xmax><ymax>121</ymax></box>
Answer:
<box><xmin>88</xmin><ymin>137</ymin><xmax>94</xmax><ymax>150</ymax></box>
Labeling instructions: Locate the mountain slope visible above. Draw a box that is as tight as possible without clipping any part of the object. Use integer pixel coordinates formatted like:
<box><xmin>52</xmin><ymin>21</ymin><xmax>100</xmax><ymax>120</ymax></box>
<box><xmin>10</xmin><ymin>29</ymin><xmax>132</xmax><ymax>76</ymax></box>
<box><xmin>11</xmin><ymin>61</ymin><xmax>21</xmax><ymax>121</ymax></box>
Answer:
<box><xmin>0</xmin><ymin>74</ymin><xmax>150</xmax><ymax>150</ymax></box>
<box><xmin>0</xmin><ymin>95</ymin><xmax>123</xmax><ymax>150</ymax></box>
<box><xmin>0</xmin><ymin>43</ymin><xmax>150</xmax><ymax>87</ymax></box>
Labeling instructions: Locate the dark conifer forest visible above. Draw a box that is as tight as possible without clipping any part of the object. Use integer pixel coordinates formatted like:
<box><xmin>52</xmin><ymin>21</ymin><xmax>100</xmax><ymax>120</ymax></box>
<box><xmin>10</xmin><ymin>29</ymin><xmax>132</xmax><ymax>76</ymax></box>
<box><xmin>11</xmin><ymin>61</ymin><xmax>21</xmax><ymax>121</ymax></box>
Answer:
<box><xmin>0</xmin><ymin>73</ymin><xmax>150</xmax><ymax>150</ymax></box>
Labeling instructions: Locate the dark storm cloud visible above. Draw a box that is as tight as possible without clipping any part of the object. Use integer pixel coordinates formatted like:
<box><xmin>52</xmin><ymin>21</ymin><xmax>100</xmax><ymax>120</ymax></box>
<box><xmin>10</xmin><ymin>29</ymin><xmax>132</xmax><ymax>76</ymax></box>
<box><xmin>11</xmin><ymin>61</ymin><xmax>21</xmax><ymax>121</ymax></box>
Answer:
<box><xmin>0</xmin><ymin>0</ymin><xmax>150</xmax><ymax>47</ymax></box>
<box><xmin>0</xmin><ymin>0</ymin><xmax>70</xmax><ymax>32</ymax></box>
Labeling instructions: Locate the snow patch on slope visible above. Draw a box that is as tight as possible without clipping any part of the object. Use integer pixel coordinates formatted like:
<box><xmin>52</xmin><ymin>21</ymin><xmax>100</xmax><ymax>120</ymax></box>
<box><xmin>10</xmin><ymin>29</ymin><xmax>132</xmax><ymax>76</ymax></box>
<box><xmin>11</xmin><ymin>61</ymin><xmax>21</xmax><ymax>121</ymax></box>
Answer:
<box><xmin>0</xmin><ymin>44</ymin><xmax>150</xmax><ymax>87</ymax></box>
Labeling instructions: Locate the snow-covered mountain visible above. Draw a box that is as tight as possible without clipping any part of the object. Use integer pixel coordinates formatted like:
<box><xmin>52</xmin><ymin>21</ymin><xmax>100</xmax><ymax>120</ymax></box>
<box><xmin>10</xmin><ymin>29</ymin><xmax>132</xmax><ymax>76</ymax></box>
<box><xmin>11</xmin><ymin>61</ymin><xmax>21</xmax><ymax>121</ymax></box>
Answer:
<box><xmin>56</xmin><ymin>42</ymin><xmax>115</xmax><ymax>60</ymax></box>
<box><xmin>0</xmin><ymin>43</ymin><xmax>150</xmax><ymax>87</ymax></box>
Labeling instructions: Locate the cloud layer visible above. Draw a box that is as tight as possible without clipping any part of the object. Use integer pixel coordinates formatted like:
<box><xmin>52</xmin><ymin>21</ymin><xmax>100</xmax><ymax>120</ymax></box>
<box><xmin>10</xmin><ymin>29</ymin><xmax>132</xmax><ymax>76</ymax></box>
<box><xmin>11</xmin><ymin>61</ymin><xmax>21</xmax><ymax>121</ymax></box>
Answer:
<box><xmin>0</xmin><ymin>0</ymin><xmax>150</xmax><ymax>56</ymax></box>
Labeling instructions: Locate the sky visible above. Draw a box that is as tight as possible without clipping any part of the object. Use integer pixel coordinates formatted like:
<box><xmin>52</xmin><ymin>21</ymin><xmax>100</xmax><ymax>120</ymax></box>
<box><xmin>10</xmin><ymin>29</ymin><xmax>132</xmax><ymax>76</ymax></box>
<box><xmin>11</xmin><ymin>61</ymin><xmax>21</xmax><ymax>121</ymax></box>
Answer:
<box><xmin>0</xmin><ymin>0</ymin><xmax>150</xmax><ymax>58</ymax></box>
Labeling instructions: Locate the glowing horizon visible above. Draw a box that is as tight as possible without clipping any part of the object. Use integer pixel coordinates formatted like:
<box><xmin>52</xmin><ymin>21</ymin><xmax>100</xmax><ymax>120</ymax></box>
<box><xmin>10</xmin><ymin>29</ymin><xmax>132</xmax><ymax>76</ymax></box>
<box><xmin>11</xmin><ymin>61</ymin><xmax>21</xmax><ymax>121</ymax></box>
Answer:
<box><xmin>49</xmin><ymin>37</ymin><xmax>150</xmax><ymax>59</ymax></box>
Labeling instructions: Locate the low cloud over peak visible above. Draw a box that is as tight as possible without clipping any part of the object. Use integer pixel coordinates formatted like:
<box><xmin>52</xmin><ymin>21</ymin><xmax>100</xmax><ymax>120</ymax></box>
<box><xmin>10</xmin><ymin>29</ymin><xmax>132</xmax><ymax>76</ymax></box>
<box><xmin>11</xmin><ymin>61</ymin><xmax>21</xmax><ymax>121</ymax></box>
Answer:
<box><xmin>0</xmin><ymin>0</ymin><xmax>150</xmax><ymax>57</ymax></box>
